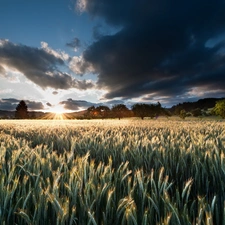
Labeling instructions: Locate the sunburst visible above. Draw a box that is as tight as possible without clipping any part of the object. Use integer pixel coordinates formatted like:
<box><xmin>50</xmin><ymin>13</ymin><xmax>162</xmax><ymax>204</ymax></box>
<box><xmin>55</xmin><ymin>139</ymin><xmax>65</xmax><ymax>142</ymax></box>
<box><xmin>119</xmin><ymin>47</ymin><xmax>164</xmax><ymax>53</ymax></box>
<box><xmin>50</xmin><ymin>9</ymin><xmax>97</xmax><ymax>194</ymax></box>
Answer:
<box><xmin>50</xmin><ymin>104</ymin><xmax>67</xmax><ymax>120</ymax></box>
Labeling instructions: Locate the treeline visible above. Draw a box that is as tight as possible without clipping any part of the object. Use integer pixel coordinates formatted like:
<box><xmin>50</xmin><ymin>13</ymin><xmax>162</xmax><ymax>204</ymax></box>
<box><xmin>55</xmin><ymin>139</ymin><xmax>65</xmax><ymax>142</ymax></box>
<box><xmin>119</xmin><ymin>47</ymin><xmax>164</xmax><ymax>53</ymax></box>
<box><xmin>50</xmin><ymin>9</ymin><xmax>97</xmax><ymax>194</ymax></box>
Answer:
<box><xmin>81</xmin><ymin>102</ymin><xmax>171</xmax><ymax>120</ymax></box>
<box><xmin>11</xmin><ymin>101</ymin><xmax>171</xmax><ymax>120</ymax></box>
<box><xmin>82</xmin><ymin>98</ymin><xmax>225</xmax><ymax>120</ymax></box>
<box><xmin>170</xmin><ymin>98</ymin><xmax>225</xmax><ymax>119</ymax></box>
<box><xmin>2</xmin><ymin>98</ymin><xmax>224</xmax><ymax>119</ymax></box>
<box><xmin>171</xmin><ymin>98</ymin><xmax>223</xmax><ymax>114</ymax></box>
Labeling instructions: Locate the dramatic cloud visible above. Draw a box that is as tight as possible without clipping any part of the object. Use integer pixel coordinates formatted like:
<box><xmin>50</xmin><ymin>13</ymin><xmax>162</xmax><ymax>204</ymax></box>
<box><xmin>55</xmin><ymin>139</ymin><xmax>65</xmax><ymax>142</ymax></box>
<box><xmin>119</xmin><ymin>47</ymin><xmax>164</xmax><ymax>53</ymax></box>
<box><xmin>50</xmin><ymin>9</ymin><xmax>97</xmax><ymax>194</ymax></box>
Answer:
<box><xmin>0</xmin><ymin>98</ymin><xmax>18</xmax><ymax>111</ymax></box>
<box><xmin>59</xmin><ymin>98</ymin><xmax>129</xmax><ymax>111</ymax></box>
<box><xmin>26</xmin><ymin>100</ymin><xmax>45</xmax><ymax>110</ymax></box>
<box><xmin>41</xmin><ymin>42</ymin><xmax>69</xmax><ymax>61</ymax></box>
<box><xmin>75</xmin><ymin>0</ymin><xmax>225</xmax><ymax>100</ymax></box>
<box><xmin>59</xmin><ymin>98</ymin><xmax>96</xmax><ymax>110</ymax></box>
<box><xmin>0</xmin><ymin>99</ymin><xmax>18</xmax><ymax>111</ymax></box>
<box><xmin>66</xmin><ymin>37</ymin><xmax>81</xmax><ymax>50</ymax></box>
<box><xmin>69</xmin><ymin>56</ymin><xmax>94</xmax><ymax>75</ymax></box>
<box><xmin>0</xmin><ymin>39</ymin><xmax>94</xmax><ymax>90</ymax></box>
<box><xmin>0</xmin><ymin>98</ymin><xmax>44</xmax><ymax>111</ymax></box>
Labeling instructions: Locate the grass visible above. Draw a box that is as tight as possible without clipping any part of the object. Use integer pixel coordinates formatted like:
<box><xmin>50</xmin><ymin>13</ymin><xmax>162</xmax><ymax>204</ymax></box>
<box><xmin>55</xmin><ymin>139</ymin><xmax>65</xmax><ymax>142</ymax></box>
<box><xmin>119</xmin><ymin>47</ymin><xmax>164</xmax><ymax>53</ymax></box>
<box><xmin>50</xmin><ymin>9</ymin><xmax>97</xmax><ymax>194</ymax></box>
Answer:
<box><xmin>0</xmin><ymin>119</ymin><xmax>224</xmax><ymax>224</ymax></box>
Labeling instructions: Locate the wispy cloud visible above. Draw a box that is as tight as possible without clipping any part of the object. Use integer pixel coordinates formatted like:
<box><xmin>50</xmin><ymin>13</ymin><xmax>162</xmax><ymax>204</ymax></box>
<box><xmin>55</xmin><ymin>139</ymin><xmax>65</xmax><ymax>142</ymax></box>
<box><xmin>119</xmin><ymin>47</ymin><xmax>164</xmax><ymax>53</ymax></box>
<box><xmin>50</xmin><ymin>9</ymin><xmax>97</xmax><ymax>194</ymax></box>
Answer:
<box><xmin>66</xmin><ymin>37</ymin><xmax>81</xmax><ymax>51</ymax></box>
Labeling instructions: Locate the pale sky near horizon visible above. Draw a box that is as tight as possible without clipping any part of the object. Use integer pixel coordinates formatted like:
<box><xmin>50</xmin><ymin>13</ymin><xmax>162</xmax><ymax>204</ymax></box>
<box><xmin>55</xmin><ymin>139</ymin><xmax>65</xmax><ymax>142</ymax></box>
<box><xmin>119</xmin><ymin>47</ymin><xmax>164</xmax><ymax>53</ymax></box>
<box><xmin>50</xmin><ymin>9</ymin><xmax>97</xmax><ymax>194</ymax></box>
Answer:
<box><xmin>1</xmin><ymin>0</ymin><xmax>225</xmax><ymax>112</ymax></box>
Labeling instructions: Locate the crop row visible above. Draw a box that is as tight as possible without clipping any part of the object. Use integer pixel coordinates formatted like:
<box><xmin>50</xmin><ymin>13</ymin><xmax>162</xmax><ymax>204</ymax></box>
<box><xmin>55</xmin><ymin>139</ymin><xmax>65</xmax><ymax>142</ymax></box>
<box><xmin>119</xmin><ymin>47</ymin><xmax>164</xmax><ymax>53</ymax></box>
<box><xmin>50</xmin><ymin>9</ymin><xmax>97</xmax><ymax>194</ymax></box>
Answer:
<box><xmin>0</xmin><ymin>119</ymin><xmax>224</xmax><ymax>224</ymax></box>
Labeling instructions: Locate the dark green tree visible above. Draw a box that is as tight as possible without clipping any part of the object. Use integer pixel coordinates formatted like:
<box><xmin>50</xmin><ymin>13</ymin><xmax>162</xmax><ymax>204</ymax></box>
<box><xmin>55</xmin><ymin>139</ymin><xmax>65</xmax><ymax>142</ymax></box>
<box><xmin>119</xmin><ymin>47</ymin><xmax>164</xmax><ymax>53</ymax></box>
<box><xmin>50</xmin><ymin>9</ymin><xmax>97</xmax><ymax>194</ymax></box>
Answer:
<box><xmin>179</xmin><ymin>109</ymin><xmax>187</xmax><ymax>119</ymax></box>
<box><xmin>213</xmin><ymin>99</ymin><xmax>225</xmax><ymax>118</ymax></box>
<box><xmin>132</xmin><ymin>103</ymin><xmax>162</xmax><ymax>120</ymax></box>
<box><xmin>160</xmin><ymin>108</ymin><xmax>172</xmax><ymax>118</ymax></box>
<box><xmin>149</xmin><ymin>102</ymin><xmax>162</xmax><ymax>118</ymax></box>
<box><xmin>191</xmin><ymin>108</ymin><xmax>202</xmax><ymax>117</ymax></box>
<box><xmin>15</xmin><ymin>100</ymin><xmax>29</xmax><ymax>119</ymax></box>
<box><xmin>132</xmin><ymin>103</ymin><xmax>150</xmax><ymax>120</ymax></box>
<box><xmin>111</xmin><ymin>104</ymin><xmax>129</xmax><ymax>120</ymax></box>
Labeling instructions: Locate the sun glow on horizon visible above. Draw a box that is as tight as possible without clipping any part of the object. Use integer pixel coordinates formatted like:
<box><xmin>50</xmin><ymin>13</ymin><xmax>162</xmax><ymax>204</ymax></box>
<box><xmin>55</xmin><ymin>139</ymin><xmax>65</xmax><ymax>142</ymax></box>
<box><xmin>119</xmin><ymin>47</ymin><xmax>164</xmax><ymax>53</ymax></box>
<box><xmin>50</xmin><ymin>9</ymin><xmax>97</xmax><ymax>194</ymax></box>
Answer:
<box><xmin>52</xmin><ymin>113</ymin><xmax>65</xmax><ymax>120</ymax></box>
<box><xmin>50</xmin><ymin>104</ymin><xmax>67</xmax><ymax>114</ymax></box>
<box><xmin>42</xmin><ymin>103</ymin><xmax>76</xmax><ymax>120</ymax></box>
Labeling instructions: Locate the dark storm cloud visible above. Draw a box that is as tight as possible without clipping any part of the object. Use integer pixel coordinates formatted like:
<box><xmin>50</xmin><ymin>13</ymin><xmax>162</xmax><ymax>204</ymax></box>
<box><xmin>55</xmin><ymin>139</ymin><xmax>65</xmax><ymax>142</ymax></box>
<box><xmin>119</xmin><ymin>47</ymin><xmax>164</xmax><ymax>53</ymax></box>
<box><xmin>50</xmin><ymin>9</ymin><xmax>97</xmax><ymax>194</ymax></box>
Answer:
<box><xmin>0</xmin><ymin>39</ymin><xmax>94</xmax><ymax>90</ymax></box>
<box><xmin>0</xmin><ymin>98</ymin><xmax>18</xmax><ymax>110</ymax></box>
<box><xmin>2</xmin><ymin>98</ymin><xmax>18</xmax><ymax>103</ymax></box>
<box><xmin>26</xmin><ymin>100</ymin><xmax>45</xmax><ymax>110</ymax></box>
<box><xmin>73</xmin><ymin>79</ymin><xmax>94</xmax><ymax>89</ymax></box>
<box><xmin>66</xmin><ymin>37</ymin><xmax>81</xmax><ymax>49</ymax></box>
<box><xmin>59</xmin><ymin>98</ymin><xmax>127</xmax><ymax>110</ymax></box>
<box><xmin>0</xmin><ymin>98</ymin><xmax>44</xmax><ymax>111</ymax></box>
<box><xmin>76</xmin><ymin>0</ymin><xmax>225</xmax><ymax>100</ymax></box>
<box><xmin>92</xmin><ymin>25</ymin><xmax>103</xmax><ymax>40</ymax></box>
<box><xmin>59</xmin><ymin>98</ymin><xmax>96</xmax><ymax>110</ymax></box>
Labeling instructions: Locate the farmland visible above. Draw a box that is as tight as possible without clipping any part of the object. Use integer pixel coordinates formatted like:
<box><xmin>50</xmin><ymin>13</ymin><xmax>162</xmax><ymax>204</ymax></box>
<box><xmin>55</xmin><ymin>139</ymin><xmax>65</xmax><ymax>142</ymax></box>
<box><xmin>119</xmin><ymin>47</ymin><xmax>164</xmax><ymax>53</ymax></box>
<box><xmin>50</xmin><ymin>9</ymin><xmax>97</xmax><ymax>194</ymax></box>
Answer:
<box><xmin>0</xmin><ymin>119</ymin><xmax>225</xmax><ymax>225</ymax></box>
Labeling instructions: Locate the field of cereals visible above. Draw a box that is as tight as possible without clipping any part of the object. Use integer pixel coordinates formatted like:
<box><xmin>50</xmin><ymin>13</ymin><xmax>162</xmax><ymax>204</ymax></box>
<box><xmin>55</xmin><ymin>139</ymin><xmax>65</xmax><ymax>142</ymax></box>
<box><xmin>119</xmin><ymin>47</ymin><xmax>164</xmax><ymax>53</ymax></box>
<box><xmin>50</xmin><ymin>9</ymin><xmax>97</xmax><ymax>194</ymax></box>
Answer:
<box><xmin>0</xmin><ymin>119</ymin><xmax>225</xmax><ymax>225</ymax></box>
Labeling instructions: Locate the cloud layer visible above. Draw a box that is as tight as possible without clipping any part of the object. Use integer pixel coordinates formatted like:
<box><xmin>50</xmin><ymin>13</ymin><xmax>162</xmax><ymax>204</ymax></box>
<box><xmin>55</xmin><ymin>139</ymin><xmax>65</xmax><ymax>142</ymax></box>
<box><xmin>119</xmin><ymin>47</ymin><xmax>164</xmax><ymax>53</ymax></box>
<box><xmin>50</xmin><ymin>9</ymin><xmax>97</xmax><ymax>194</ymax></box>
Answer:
<box><xmin>0</xmin><ymin>98</ymin><xmax>126</xmax><ymax>111</ymax></box>
<box><xmin>59</xmin><ymin>98</ymin><xmax>97</xmax><ymax>110</ymax></box>
<box><xmin>75</xmin><ymin>0</ymin><xmax>225</xmax><ymax>100</ymax></box>
<box><xmin>0</xmin><ymin>98</ymin><xmax>44</xmax><ymax>111</ymax></box>
<box><xmin>0</xmin><ymin>40</ymin><xmax>94</xmax><ymax>90</ymax></box>
<box><xmin>59</xmin><ymin>98</ymin><xmax>128</xmax><ymax>110</ymax></box>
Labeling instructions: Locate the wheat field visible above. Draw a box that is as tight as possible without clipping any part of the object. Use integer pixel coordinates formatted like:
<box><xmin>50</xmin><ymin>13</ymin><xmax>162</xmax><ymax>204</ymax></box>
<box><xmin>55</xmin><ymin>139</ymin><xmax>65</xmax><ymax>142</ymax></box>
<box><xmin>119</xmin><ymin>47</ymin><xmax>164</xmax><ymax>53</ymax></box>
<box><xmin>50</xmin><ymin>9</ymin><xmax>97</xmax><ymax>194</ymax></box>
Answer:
<box><xmin>0</xmin><ymin>119</ymin><xmax>225</xmax><ymax>225</ymax></box>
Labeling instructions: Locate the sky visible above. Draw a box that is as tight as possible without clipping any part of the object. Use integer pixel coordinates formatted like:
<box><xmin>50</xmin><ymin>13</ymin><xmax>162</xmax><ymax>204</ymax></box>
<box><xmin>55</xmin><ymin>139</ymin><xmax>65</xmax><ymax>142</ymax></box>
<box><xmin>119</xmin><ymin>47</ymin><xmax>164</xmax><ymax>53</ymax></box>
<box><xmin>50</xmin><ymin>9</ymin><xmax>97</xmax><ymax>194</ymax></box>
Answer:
<box><xmin>0</xmin><ymin>0</ymin><xmax>225</xmax><ymax>112</ymax></box>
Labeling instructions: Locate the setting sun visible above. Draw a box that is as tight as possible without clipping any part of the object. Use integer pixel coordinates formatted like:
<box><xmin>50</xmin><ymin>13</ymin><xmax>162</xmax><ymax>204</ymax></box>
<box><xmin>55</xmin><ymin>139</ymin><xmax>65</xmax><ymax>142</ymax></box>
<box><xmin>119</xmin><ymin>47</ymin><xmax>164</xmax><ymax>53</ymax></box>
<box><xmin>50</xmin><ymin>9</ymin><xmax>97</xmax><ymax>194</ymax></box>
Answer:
<box><xmin>42</xmin><ymin>104</ymin><xmax>67</xmax><ymax>120</ymax></box>
<box><xmin>39</xmin><ymin>102</ymin><xmax>75</xmax><ymax>120</ymax></box>
<box><xmin>51</xmin><ymin>104</ymin><xmax>66</xmax><ymax>115</ymax></box>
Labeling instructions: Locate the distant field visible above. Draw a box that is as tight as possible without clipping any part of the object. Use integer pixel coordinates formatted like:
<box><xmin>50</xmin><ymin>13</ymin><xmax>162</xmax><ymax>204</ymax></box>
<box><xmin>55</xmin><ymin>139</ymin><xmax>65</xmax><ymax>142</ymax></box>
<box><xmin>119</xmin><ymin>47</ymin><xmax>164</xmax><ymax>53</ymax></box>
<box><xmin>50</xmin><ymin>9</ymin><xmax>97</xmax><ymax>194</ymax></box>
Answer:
<box><xmin>0</xmin><ymin>119</ymin><xmax>225</xmax><ymax>225</ymax></box>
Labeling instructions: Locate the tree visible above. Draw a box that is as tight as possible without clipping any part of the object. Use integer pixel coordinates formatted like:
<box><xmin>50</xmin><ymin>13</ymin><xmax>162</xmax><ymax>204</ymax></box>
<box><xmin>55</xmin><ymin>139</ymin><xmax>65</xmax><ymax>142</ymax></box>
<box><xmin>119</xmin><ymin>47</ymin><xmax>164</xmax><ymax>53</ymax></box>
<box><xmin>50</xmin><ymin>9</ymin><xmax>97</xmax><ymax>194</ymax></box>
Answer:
<box><xmin>191</xmin><ymin>108</ymin><xmax>202</xmax><ymax>117</ymax></box>
<box><xmin>95</xmin><ymin>105</ymin><xmax>110</xmax><ymax>119</ymax></box>
<box><xmin>161</xmin><ymin>108</ymin><xmax>172</xmax><ymax>118</ymax></box>
<box><xmin>213</xmin><ymin>99</ymin><xmax>225</xmax><ymax>118</ymax></box>
<box><xmin>179</xmin><ymin>109</ymin><xmax>187</xmax><ymax>119</ymax></box>
<box><xmin>111</xmin><ymin>104</ymin><xmax>129</xmax><ymax>120</ymax></box>
<box><xmin>149</xmin><ymin>102</ymin><xmax>162</xmax><ymax>118</ymax></box>
<box><xmin>85</xmin><ymin>106</ymin><xmax>97</xmax><ymax>119</ymax></box>
<box><xmin>173</xmin><ymin>103</ymin><xmax>183</xmax><ymax>115</ymax></box>
<box><xmin>132</xmin><ymin>103</ymin><xmax>150</xmax><ymax>120</ymax></box>
<box><xmin>15</xmin><ymin>100</ymin><xmax>29</xmax><ymax>119</ymax></box>
<box><xmin>132</xmin><ymin>103</ymin><xmax>162</xmax><ymax>120</ymax></box>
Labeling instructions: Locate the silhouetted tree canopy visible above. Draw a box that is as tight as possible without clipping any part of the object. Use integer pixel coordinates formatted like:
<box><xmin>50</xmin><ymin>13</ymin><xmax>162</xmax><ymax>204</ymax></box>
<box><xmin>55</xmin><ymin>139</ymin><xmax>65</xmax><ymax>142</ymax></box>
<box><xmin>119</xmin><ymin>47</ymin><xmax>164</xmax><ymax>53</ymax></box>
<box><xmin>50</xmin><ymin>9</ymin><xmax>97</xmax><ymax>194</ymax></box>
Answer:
<box><xmin>95</xmin><ymin>105</ymin><xmax>110</xmax><ymax>118</ymax></box>
<box><xmin>132</xmin><ymin>103</ymin><xmax>149</xmax><ymax>120</ymax></box>
<box><xmin>85</xmin><ymin>106</ymin><xmax>97</xmax><ymax>118</ymax></box>
<box><xmin>191</xmin><ymin>108</ymin><xmax>202</xmax><ymax>117</ymax></box>
<box><xmin>132</xmin><ymin>103</ymin><xmax>162</xmax><ymax>120</ymax></box>
<box><xmin>85</xmin><ymin>105</ymin><xmax>110</xmax><ymax>119</ymax></box>
<box><xmin>149</xmin><ymin>102</ymin><xmax>162</xmax><ymax>118</ymax></box>
<box><xmin>15</xmin><ymin>100</ymin><xmax>28</xmax><ymax>119</ymax></box>
<box><xmin>111</xmin><ymin>104</ymin><xmax>129</xmax><ymax>120</ymax></box>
